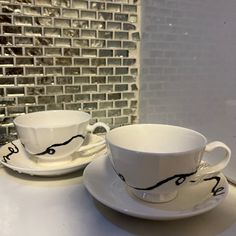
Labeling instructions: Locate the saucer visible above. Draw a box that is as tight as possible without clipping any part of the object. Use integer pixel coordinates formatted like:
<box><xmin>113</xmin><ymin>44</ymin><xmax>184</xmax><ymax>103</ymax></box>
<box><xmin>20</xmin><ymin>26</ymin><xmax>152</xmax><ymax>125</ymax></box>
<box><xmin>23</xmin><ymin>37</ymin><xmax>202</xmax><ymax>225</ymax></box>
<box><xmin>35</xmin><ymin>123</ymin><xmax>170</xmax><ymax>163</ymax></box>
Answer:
<box><xmin>0</xmin><ymin>134</ymin><xmax>107</xmax><ymax>176</ymax></box>
<box><xmin>83</xmin><ymin>155</ymin><xmax>229</xmax><ymax>220</ymax></box>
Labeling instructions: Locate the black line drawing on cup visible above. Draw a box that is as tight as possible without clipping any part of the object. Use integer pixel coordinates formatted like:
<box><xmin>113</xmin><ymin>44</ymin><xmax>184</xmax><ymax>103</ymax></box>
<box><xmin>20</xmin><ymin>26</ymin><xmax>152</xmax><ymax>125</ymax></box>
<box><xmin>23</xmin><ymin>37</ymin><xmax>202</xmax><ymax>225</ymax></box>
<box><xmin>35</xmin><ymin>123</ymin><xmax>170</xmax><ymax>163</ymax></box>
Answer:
<box><xmin>116</xmin><ymin>171</ymin><xmax>224</xmax><ymax>197</ymax></box>
<box><xmin>117</xmin><ymin>171</ymin><xmax>197</xmax><ymax>191</ymax></box>
<box><xmin>34</xmin><ymin>134</ymin><xmax>86</xmax><ymax>156</ymax></box>
<box><xmin>1</xmin><ymin>142</ymin><xmax>19</xmax><ymax>163</ymax></box>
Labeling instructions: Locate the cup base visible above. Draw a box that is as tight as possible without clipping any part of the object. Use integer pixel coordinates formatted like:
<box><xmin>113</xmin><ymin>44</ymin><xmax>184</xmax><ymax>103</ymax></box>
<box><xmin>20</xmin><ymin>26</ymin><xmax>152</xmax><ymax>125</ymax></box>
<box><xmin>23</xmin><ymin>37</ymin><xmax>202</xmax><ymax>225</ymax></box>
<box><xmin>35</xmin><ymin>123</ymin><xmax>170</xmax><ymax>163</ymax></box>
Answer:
<box><xmin>131</xmin><ymin>189</ymin><xmax>178</xmax><ymax>203</ymax></box>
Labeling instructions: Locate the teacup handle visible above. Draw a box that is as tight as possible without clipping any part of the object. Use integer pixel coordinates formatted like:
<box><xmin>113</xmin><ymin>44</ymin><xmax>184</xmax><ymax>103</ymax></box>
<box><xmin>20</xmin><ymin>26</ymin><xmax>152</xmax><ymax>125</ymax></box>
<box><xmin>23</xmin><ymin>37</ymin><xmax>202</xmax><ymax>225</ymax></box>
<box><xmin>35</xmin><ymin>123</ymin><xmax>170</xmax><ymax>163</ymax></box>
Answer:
<box><xmin>194</xmin><ymin>141</ymin><xmax>231</xmax><ymax>180</ymax></box>
<box><xmin>77</xmin><ymin>122</ymin><xmax>110</xmax><ymax>152</ymax></box>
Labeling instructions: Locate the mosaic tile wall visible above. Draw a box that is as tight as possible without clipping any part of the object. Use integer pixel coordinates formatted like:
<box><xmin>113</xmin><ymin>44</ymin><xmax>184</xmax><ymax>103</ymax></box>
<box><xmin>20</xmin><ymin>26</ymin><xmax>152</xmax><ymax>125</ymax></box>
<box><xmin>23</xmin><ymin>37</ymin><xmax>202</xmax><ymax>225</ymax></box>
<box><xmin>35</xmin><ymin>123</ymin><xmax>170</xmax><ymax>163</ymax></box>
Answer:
<box><xmin>0</xmin><ymin>0</ymin><xmax>140</xmax><ymax>144</ymax></box>
<box><xmin>140</xmin><ymin>0</ymin><xmax>236</xmax><ymax>150</ymax></box>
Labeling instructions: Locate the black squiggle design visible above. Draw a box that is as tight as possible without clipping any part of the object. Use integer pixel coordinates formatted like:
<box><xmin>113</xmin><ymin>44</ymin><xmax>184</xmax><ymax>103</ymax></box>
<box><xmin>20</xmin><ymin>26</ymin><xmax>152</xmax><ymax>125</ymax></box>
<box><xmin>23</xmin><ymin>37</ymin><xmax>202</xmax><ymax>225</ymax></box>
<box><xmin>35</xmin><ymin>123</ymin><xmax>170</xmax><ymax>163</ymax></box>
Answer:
<box><xmin>34</xmin><ymin>134</ymin><xmax>85</xmax><ymax>156</ymax></box>
<box><xmin>2</xmin><ymin>142</ymin><xmax>19</xmax><ymax>163</ymax></box>
<box><xmin>204</xmin><ymin>176</ymin><xmax>224</xmax><ymax>196</ymax></box>
<box><xmin>133</xmin><ymin>171</ymin><xmax>197</xmax><ymax>190</ymax></box>
<box><xmin>116</xmin><ymin>170</ymin><xmax>197</xmax><ymax>190</ymax></box>
<box><xmin>191</xmin><ymin>176</ymin><xmax>224</xmax><ymax>196</ymax></box>
<box><xmin>116</xmin><ymin>171</ymin><xmax>225</xmax><ymax>196</ymax></box>
<box><xmin>118</xmin><ymin>173</ymin><xmax>126</xmax><ymax>182</ymax></box>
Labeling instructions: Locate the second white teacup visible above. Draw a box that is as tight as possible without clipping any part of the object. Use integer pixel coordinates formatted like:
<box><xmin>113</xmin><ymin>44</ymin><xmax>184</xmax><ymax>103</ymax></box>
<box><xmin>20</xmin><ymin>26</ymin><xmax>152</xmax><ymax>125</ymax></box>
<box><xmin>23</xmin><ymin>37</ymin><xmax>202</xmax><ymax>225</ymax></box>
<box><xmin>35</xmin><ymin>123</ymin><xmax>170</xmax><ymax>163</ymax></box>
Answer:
<box><xmin>14</xmin><ymin>110</ymin><xmax>110</xmax><ymax>164</ymax></box>
<box><xmin>106</xmin><ymin>124</ymin><xmax>231</xmax><ymax>203</ymax></box>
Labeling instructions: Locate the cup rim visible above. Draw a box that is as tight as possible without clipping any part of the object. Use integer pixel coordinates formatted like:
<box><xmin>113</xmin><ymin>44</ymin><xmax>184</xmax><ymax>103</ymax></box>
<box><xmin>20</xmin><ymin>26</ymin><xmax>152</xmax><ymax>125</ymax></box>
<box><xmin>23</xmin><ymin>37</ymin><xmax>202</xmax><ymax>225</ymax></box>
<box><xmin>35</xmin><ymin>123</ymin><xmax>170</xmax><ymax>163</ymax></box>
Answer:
<box><xmin>13</xmin><ymin>110</ymin><xmax>91</xmax><ymax>129</ymax></box>
<box><xmin>106</xmin><ymin>124</ymin><xmax>208</xmax><ymax>155</ymax></box>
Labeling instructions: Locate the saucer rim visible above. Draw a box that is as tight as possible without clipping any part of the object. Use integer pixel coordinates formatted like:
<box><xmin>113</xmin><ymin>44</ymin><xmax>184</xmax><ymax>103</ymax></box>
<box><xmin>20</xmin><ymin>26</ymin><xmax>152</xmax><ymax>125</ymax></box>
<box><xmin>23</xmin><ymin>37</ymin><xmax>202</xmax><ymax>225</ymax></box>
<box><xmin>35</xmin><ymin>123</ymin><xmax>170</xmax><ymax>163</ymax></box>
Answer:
<box><xmin>83</xmin><ymin>155</ymin><xmax>229</xmax><ymax>220</ymax></box>
<box><xmin>223</xmin><ymin>168</ymin><xmax>236</xmax><ymax>185</ymax></box>
<box><xmin>0</xmin><ymin>135</ymin><xmax>107</xmax><ymax>176</ymax></box>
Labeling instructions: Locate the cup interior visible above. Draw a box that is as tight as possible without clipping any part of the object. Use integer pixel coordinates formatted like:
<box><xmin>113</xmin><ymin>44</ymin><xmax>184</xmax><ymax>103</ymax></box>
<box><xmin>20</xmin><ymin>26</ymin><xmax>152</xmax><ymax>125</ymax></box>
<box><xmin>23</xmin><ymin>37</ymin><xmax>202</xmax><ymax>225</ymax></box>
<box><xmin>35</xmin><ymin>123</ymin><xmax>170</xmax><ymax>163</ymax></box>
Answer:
<box><xmin>14</xmin><ymin>110</ymin><xmax>91</xmax><ymax>128</ymax></box>
<box><xmin>106</xmin><ymin>124</ymin><xmax>207</xmax><ymax>154</ymax></box>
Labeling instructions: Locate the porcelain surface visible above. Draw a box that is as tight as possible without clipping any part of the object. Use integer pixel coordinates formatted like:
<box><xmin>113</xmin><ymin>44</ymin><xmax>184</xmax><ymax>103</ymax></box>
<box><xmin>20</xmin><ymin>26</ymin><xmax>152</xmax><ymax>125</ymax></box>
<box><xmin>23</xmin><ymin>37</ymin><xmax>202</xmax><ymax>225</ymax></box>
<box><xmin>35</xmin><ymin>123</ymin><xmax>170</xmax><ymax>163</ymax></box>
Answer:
<box><xmin>0</xmin><ymin>134</ymin><xmax>107</xmax><ymax>176</ymax></box>
<box><xmin>83</xmin><ymin>155</ymin><xmax>229</xmax><ymax>220</ymax></box>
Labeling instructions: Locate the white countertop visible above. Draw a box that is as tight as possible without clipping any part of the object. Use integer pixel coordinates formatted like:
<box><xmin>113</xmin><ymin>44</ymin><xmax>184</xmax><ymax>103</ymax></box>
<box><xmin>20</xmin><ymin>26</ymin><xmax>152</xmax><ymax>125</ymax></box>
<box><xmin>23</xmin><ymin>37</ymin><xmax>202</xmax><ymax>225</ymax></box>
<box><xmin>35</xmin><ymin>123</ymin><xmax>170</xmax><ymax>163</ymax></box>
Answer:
<box><xmin>0</xmin><ymin>165</ymin><xmax>236</xmax><ymax>236</ymax></box>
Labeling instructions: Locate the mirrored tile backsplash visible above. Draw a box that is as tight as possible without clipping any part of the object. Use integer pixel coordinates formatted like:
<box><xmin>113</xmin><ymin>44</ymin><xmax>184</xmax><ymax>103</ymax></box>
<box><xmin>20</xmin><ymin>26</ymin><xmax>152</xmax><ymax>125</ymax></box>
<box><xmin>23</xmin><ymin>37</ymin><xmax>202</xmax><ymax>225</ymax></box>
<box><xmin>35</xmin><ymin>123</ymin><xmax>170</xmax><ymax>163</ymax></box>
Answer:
<box><xmin>0</xmin><ymin>0</ymin><xmax>140</xmax><ymax>144</ymax></box>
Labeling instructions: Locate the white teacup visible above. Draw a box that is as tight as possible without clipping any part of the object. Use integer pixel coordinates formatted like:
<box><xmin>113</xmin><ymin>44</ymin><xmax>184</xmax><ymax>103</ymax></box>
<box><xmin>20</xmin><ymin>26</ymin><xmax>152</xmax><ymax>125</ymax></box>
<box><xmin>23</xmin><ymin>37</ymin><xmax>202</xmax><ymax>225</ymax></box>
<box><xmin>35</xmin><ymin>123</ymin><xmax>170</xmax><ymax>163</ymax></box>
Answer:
<box><xmin>14</xmin><ymin>110</ymin><xmax>110</xmax><ymax>164</ymax></box>
<box><xmin>105</xmin><ymin>124</ymin><xmax>231</xmax><ymax>203</ymax></box>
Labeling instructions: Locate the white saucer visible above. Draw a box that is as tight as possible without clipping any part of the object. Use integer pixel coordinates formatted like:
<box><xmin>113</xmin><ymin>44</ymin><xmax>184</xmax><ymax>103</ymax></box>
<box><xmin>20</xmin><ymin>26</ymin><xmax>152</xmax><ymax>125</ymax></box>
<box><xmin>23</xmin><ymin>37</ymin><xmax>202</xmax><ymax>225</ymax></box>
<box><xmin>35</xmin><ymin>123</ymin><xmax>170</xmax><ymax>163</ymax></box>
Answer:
<box><xmin>0</xmin><ymin>134</ymin><xmax>107</xmax><ymax>176</ymax></box>
<box><xmin>83</xmin><ymin>155</ymin><xmax>229</xmax><ymax>220</ymax></box>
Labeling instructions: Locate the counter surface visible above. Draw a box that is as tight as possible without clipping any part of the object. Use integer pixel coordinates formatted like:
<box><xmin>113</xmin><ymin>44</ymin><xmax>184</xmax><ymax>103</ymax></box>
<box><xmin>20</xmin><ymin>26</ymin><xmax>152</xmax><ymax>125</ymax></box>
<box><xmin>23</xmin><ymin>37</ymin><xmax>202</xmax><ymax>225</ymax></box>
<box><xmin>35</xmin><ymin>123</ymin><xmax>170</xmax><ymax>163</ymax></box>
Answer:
<box><xmin>0</xmin><ymin>164</ymin><xmax>236</xmax><ymax>236</ymax></box>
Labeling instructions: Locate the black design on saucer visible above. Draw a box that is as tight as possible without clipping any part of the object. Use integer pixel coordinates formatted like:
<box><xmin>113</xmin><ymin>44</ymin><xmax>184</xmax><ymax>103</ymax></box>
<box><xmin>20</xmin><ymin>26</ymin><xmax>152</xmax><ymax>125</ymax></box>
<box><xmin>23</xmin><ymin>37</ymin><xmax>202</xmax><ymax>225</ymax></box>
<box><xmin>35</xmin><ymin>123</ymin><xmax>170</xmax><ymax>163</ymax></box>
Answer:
<box><xmin>34</xmin><ymin>134</ymin><xmax>85</xmax><ymax>156</ymax></box>
<box><xmin>2</xmin><ymin>142</ymin><xmax>19</xmax><ymax>163</ymax></box>
<box><xmin>204</xmin><ymin>176</ymin><xmax>224</xmax><ymax>196</ymax></box>
<box><xmin>118</xmin><ymin>173</ymin><xmax>126</xmax><ymax>182</ymax></box>
<box><xmin>191</xmin><ymin>176</ymin><xmax>225</xmax><ymax>196</ymax></box>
